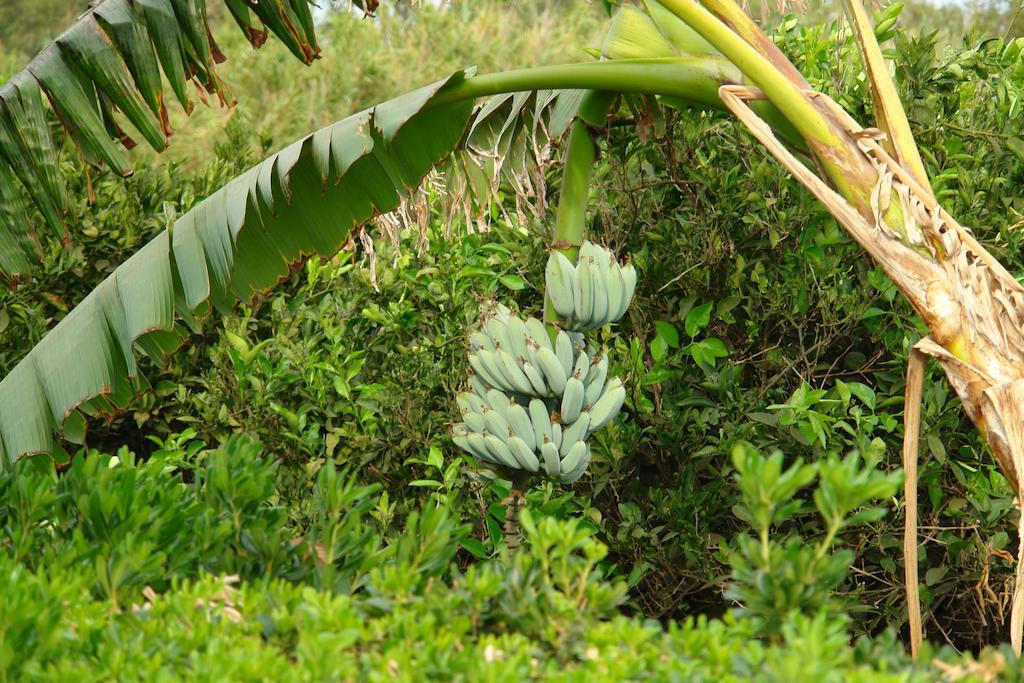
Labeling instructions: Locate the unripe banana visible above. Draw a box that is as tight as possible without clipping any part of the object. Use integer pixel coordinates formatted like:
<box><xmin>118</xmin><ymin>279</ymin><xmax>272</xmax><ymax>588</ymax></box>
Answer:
<box><xmin>605</xmin><ymin>264</ymin><xmax>626</xmax><ymax>323</ymax></box>
<box><xmin>466</xmin><ymin>432</ymin><xmax>496</xmax><ymax>464</ymax></box>
<box><xmin>522</xmin><ymin>361</ymin><xmax>549</xmax><ymax>396</ymax></box>
<box><xmin>470</xmin><ymin>331</ymin><xmax>495</xmax><ymax>353</ymax></box>
<box><xmin>484</xmin><ymin>434</ymin><xmax>519</xmax><ymax>469</ymax></box>
<box><xmin>484</xmin><ymin>408</ymin><xmax>511</xmax><ymax>439</ymax></box>
<box><xmin>551</xmin><ymin>421</ymin><xmax>563</xmax><ymax>450</ymax></box>
<box><xmin>463</xmin><ymin>411</ymin><xmax>487</xmax><ymax>434</ymax></box>
<box><xmin>455</xmin><ymin>392</ymin><xmax>471</xmax><ymax>415</ymax></box>
<box><xmin>588</xmin><ymin>377</ymin><xmax>626</xmax><ymax>432</ymax></box>
<box><xmin>574</xmin><ymin>257</ymin><xmax>593</xmax><ymax>330</ymax></box>
<box><xmin>555</xmin><ymin>330</ymin><xmax>574</xmax><ymax>377</ymax></box>
<box><xmin>560</xmin><ymin>411</ymin><xmax>590</xmax><ymax>457</ymax></box>
<box><xmin>580</xmin><ymin>240</ymin><xmax>601</xmax><ymax>262</ymax></box>
<box><xmin>479</xmin><ymin>349</ymin><xmax>514</xmax><ymax>392</ymax></box>
<box><xmin>583</xmin><ymin>353</ymin><xmax>609</xmax><ymax>408</ymax></box>
<box><xmin>546</xmin><ymin>251</ymin><xmax>577</xmax><ymax>318</ymax></box>
<box><xmin>568</xmin><ymin>331</ymin><xmax>585</xmax><ymax>349</ymax></box>
<box><xmin>571</xmin><ymin>348</ymin><xmax>590</xmax><ymax>382</ymax></box>
<box><xmin>467</xmin><ymin>391</ymin><xmax>489</xmax><ymax>416</ymax></box>
<box><xmin>617</xmin><ymin>262</ymin><xmax>637</xmax><ymax>320</ymax></box>
<box><xmin>469</xmin><ymin>373</ymin><xmax>489</xmax><ymax>399</ymax></box>
<box><xmin>559</xmin><ymin>445</ymin><xmax>591</xmax><ymax>483</ymax></box>
<box><xmin>508</xmin><ymin>436</ymin><xmax>540</xmax><ymax>472</ymax></box>
<box><xmin>534</xmin><ymin>346</ymin><xmax>568</xmax><ymax>394</ymax></box>
<box><xmin>589</xmin><ymin>253</ymin><xmax>611</xmax><ymax>326</ymax></box>
<box><xmin>525</xmin><ymin>317</ymin><xmax>554</xmax><ymax>353</ymax></box>
<box><xmin>507</xmin><ymin>402</ymin><xmax>536</xmax><ymax>451</ymax></box>
<box><xmin>485</xmin><ymin>316</ymin><xmax>514</xmax><ymax>354</ymax></box>
<box><xmin>560</xmin><ymin>377</ymin><xmax>585</xmax><ymax>424</ymax></box>
<box><xmin>484</xmin><ymin>388</ymin><xmax>511</xmax><ymax>417</ymax></box>
<box><xmin>529</xmin><ymin>398</ymin><xmax>552</xmax><ymax>447</ymax></box>
<box><xmin>506</xmin><ymin>315</ymin><xmax>530</xmax><ymax>361</ymax></box>
<box><xmin>560</xmin><ymin>439</ymin><xmax>589</xmax><ymax>474</ymax></box>
<box><xmin>541</xmin><ymin>440</ymin><xmax>561</xmax><ymax>477</ymax></box>
<box><xmin>469</xmin><ymin>353</ymin><xmax>503</xmax><ymax>390</ymax></box>
<box><xmin>497</xmin><ymin>349</ymin><xmax>534</xmax><ymax>395</ymax></box>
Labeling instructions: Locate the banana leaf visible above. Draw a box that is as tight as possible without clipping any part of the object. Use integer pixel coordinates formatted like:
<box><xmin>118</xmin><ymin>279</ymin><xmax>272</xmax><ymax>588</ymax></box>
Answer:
<box><xmin>0</xmin><ymin>0</ymin><xmax>323</xmax><ymax>280</ymax></box>
<box><xmin>0</xmin><ymin>71</ymin><xmax>475</xmax><ymax>467</ymax></box>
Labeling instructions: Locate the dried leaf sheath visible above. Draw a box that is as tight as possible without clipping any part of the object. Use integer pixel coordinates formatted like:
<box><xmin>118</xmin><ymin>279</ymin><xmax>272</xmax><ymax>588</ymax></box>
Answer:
<box><xmin>720</xmin><ymin>81</ymin><xmax>1024</xmax><ymax>652</ymax></box>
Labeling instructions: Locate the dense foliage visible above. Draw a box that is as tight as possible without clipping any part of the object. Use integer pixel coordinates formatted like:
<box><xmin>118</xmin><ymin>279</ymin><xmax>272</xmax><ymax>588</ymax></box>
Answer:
<box><xmin>4</xmin><ymin>1</ymin><xmax>1024</xmax><ymax>679</ymax></box>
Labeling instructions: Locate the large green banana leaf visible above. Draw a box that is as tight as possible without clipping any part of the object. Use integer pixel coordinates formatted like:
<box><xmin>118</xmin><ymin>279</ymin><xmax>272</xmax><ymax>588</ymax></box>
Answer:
<box><xmin>0</xmin><ymin>70</ymin><xmax>598</xmax><ymax>468</ymax></box>
<box><xmin>0</xmin><ymin>0</ymin><xmax>323</xmax><ymax>280</ymax></box>
<box><xmin>0</xmin><ymin>66</ymin><xmax>598</xmax><ymax>468</ymax></box>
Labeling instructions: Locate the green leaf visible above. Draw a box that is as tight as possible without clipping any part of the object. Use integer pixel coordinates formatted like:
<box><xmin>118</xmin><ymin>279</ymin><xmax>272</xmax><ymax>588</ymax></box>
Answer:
<box><xmin>0</xmin><ymin>0</ymin><xmax>327</xmax><ymax>278</ymax></box>
<box><xmin>654</xmin><ymin>320</ymin><xmax>679</xmax><ymax>348</ymax></box>
<box><xmin>0</xmin><ymin>73</ymin><xmax>475</xmax><ymax>466</ymax></box>
<box><xmin>684</xmin><ymin>301</ymin><xmax>713</xmax><ymax>337</ymax></box>
<box><xmin>498</xmin><ymin>274</ymin><xmax>526</xmax><ymax>290</ymax></box>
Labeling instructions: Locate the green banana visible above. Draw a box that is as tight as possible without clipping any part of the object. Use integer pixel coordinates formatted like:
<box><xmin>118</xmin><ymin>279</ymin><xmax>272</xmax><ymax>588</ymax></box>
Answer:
<box><xmin>572</xmin><ymin>348</ymin><xmax>590</xmax><ymax>382</ymax></box>
<box><xmin>485</xmin><ymin>316</ymin><xmax>515</xmax><ymax>354</ymax></box>
<box><xmin>583</xmin><ymin>353</ymin><xmax>609</xmax><ymax>408</ymax></box>
<box><xmin>555</xmin><ymin>330</ymin><xmax>574</xmax><ymax>377</ymax></box>
<box><xmin>469</xmin><ymin>374</ymin><xmax>489</xmax><ymax>399</ymax></box>
<box><xmin>561</xmin><ymin>377</ymin><xmax>585</xmax><ymax>424</ymax></box>
<box><xmin>483</xmin><ymin>408</ymin><xmax>511</xmax><ymax>439</ymax></box>
<box><xmin>534</xmin><ymin>345</ymin><xmax>568</xmax><ymax>394</ymax></box>
<box><xmin>541</xmin><ymin>440</ymin><xmax>561</xmax><ymax>477</ymax></box>
<box><xmin>470</xmin><ymin>330</ymin><xmax>494</xmax><ymax>353</ymax></box>
<box><xmin>469</xmin><ymin>353</ymin><xmax>502</xmax><ymax>390</ymax></box>
<box><xmin>605</xmin><ymin>264</ymin><xmax>626</xmax><ymax>322</ymax></box>
<box><xmin>506</xmin><ymin>315</ymin><xmax>530</xmax><ymax>361</ymax></box>
<box><xmin>497</xmin><ymin>349</ymin><xmax>534</xmax><ymax>395</ymax></box>
<box><xmin>479</xmin><ymin>349</ymin><xmax>513</xmax><ymax>392</ymax></box>
<box><xmin>484</xmin><ymin>388</ymin><xmax>510</xmax><ymax>417</ymax></box>
<box><xmin>574</xmin><ymin>257</ymin><xmax>592</xmax><ymax>330</ymax></box>
<box><xmin>590</xmin><ymin>254</ymin><xmax>610</xmax><ymax>326</ymax></box>
<box><xmin>560</xmin><ymin>412</ymin><xmax>590</xmax><ymax>457</ymax></box>
<box><xmin>546</xmin><ymin>251</ymin><xmax>577</xmax><ymax>318</ymax></box>
<box><xmin>617</xmin><ymin>262</ymin><xmax>637</xmax><ymax>321</ymax></box>
<box><xmin>508</xmin><ymin>436</ymin><xmax>540</xmax><ymax>472</ymax></box>
<box><xmin>522</xmin><ymin>361</ymin><xmax>549</xmax><ymax>396</ymax></box>
<box><xmin>560</xmin><ymin>439</ymin><xmax>589</xmax><ymax>474</ymax></box>
<box><xmin>588</xmin><ymin>377</ymin><xmax>626</xmax><ymax>432</ymax></box>
<box><xmin>529</xmin><ymin>398</ymin><xmax>553</xmax><ymax>447</ymax></box>
<box><xmin>559</xmin><ymin>446</ymin><xmax>591</xmax><ymax>483</ymax></box>
<box><xmin>467</xmin><ymin>391</ymin><xmax>489</xmax><ymax>416</ymax></box>
<box><xmin>507</xmin><ymin>402</ymin><xmax>536</xmax><ymax>451</ymax></box>
<box><xmin>525</xmin><ymin>317</ymin><xmax>554</xmax><ymax>353</ymax></box>
<box><xmin>484</xmin><ymin>434</ymin><xmax>519</xmax><ymax>469</ymax></box>
<box><xmin>458</xmin><ymin>241</ymin><xmax>636</xmax><ymax>481</ymax></box>
<box><xmin>466</xmin><ymin>431</ymin><xmax>496</xmax><ymax>464</ymax></box>
<box><xmin>463</xmin><ymin>411</ymin><xmax>487</xmax><ymax>434</ymax></box>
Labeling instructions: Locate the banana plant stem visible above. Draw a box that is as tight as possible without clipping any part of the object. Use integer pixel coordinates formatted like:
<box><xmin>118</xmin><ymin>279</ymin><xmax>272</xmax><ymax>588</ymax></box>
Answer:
<box><xmin>432</xmin><ymin>58</ymin><xmax>731</xmax><ymax>109</ymax></box>
<box><xmin>543</xmin><ymin>91</ymin><xmax>615</xmax><ymax>328</ymax></box>
<box><xmin>431</xmin><ymin>58</ymin><xmax>801</xmax><ymax>150</ymax></box>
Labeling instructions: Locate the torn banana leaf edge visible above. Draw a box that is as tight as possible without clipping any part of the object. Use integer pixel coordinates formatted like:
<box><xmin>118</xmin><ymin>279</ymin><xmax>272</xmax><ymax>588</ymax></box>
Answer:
<box><xmin>0</xmin><ymin>71</ymin><xmax>476</xmax><ymax>468</ymax></box>
<box><xmin>0</xmin><ymin>0</ymin><xmax>322</xmax><ymax>279</ymax></box>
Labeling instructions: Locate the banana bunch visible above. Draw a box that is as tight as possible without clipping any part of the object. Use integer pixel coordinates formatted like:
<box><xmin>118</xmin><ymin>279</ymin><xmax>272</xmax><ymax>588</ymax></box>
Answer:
<box><xmin>452</xmin><ymin>371</ymin><xmax>626</xmax><ymax>484</ymax></box>
<box><xmin>546</xmin><ymin>241</ymin><xmax>637</xmax><ymax>332</ymax></box>
<box><xmin>453</xmin><ymin>240</ymin><xmax>636</xmax><ymax>483</ymax></box>
<box><xmin>468</xmin><ymin>304</ymin><xmax>586</xmax><ymax>398</ymax></box>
